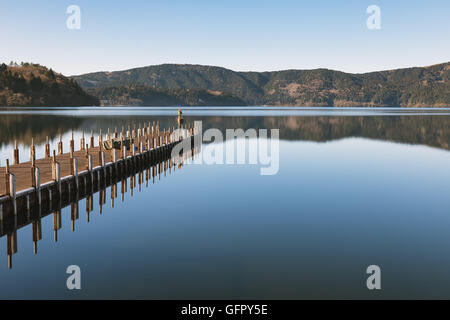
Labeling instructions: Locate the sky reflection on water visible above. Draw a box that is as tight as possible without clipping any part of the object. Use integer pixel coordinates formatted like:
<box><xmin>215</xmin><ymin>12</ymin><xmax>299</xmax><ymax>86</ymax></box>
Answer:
<box><xmin>0</xmin><ymin>108</ymin><xmax>449</xmax><ymax>299</ymax></box>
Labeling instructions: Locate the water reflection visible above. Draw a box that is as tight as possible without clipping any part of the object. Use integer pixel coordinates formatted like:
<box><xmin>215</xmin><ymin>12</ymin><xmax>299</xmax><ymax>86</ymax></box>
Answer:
<box><xmin>1</xmin><ymin>113</ymin><xmax>449</xmax><ymax>151</ymax></box>
<box><xmin>0</xmin><ymin>145</ymin><xmax>201</xmax><ymax>269</ymax></box>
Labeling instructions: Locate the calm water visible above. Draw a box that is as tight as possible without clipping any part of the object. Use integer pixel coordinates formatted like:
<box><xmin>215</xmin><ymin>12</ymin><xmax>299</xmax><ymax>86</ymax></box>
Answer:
<box><xmin>0</xmin><ymin>107</ymin><xmax>450</xmax><ymax>299</ymax></box>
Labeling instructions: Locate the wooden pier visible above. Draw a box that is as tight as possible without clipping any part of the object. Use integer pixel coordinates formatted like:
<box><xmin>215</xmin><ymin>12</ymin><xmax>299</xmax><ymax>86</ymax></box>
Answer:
<box><xmin>0</xmin><ymin>121</ymin><xmax>201</xmax><ymax>218</ymax></box>
<box><xmin>0</xmin><ymin>121</ymin><xmax>201</xmax><ymax>268</ymax></box>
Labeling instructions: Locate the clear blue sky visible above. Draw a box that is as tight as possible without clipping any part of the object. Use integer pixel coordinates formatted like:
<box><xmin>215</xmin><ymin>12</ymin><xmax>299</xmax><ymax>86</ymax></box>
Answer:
<box><xmin>1</xmin><ymin>0</ymin><xmax>449</xmax><ymax>75</ymax></box>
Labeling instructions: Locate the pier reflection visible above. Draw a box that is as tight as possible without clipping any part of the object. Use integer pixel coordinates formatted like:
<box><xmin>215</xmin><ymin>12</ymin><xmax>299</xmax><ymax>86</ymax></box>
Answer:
<box><xmin>0</xmin><ymin>144</ymin><xmax>201</xmax><ymax>269</ymax></box>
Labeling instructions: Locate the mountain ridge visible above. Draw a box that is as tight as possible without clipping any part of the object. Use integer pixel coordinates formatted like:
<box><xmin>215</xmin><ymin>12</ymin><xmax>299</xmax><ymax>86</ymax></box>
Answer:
<box><xmin>72</xmin><ymin>62</ymin><xmax>450</xmax><ymax>107</ymax></box>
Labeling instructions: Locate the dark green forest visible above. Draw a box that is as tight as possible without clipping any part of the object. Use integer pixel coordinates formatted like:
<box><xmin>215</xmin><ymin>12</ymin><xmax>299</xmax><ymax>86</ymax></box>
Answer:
<box><xmin>89</xmin><ymin>85</ymin><xmax>246</xmax><ymax>106</ymax></box>
<box><xmin>0</xmin><ymin>63</ymin><xmax>99</xmax><ymax>107</ymax></box>
<box><xmin>73</xmin><ymin>62</ymin><xmax>450</xmax><ymax>107</ymax></box>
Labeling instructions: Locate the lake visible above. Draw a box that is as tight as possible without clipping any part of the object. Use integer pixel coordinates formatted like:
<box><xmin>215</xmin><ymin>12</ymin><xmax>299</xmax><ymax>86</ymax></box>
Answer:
<box><xmin>0</xmin><ymin>106</ymin><xmax>450</xmax><ymax>299</ymax></box>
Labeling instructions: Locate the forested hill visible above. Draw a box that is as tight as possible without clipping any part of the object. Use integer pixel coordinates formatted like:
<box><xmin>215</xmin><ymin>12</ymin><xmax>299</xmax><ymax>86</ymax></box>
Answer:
<box><xmin>88</xmin><ymin>85</ymin><xmax>246</xmax><ymax>106</ymax></box>
<box><xmin>0</xmin><ymin>63</ymin><xmax>99</xmax><ymax>107</ymax></box>
<box><xmin>73</xmin><ymin>62</ymin><xmax>450</xmax><ymax>107</ymax></box>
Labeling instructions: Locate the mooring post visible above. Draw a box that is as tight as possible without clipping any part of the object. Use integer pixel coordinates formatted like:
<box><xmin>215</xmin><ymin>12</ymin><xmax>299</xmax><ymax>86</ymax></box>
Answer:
<box><xmin>123</xmin><ymin>145</ymin><xmax>128</xmax><ymax>173</ymax></box>
<box><xmin>10</xmin><ymin>173</ymin><xmax>16</xmax><ymax>216</ymax></box>
<box><xmin>73</xmin><ymin>157</ymin><xmax>79</xmax><ymax>190</ymax></box>
<box><xmin>58</xmin><ymin>134</ymin><xmax>63</xmax><ymax>155</ymax></box>
<box><xmin>85</xmin><ymin>144</ymin><xmax>89</xmax><ymax>170</ymax></box>
<box><xmin>112</xmin><ymin>147</ymin><xmax>117</xmax><ymax>178</ymax></box>
<box><xmin>52</xmin><ymin>151</ymin><xmax>61</xmax><ymax>195</ymax></box>
<box><xmin>70</xmin><ymin>131</ymin><xmax>75</xmax><ymax>153</ymax></box>
<box><xmin>45</xmin><ymin>136</ymin><xmax>50</xmax><ymax>158</ymax></box>
<box><xmin>90</xmin><ymin>130</ymin><xmax>94</xmax><ymax>148</ymax></box>
<box><xmin>101</xmin><ymin>151</ymin><xmax>106</xmax><ymax>182</ymax></box>
<box><xmin>98</xmin><ymin>129</ymin><xmax>103</xmax><ymax>164</ymax></box>
<box><xmin>5</xmin><ymin>159</ymin><xmax>10</xmax><ymax>196</ymax></box>
<box><xmin>88</xmin><ymin>153</ymin><xmax>93</xmax><ymax>185</ymax></box>
<box><xmin>35</xmin><ymin>166</ymin><xmax>41</xmax><ymax>206</ymax></box>
<box><xmin>12</xmin><ymin>140</ymin><xmax>19</xmax><ymax>165</ymax></box>
<box><xmin>81</xmin><ymin>131</ymin><xmax>85</xmax><ymax>150</ymax></box>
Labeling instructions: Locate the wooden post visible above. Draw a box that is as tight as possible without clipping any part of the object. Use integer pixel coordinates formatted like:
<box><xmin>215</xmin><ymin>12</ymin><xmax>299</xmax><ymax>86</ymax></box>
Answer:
<box><xmin>52</xmin><ymin>151</ymin><xmax>61</xmax><ymax>195</ymax></box>
<box><xmin>45</xmin><ymin>136</ymin><xmax>50</xmax><ymax>158</ymax></box>
<box><xmin>114</xmin><ymin>127</ymin><xmax>118</xmax><ymax>139</ymax></box>
<box><xmin>90</xmin><ymin>130</ymin><xmax>94</xmax><ymax>148</ymax></box>
<box><xmin>101</xmin><ymin>151</ymin><xmax>106</xmax><ymax>180</ymax></box>
<box><xmin>70</xmin><ymin>131</ymin><xmax>75</xmax><ymax>153</ymax></box>
<box><xmin>98</xmin><ymin>129</ymin><xmax>103</xmax><ymax>164</ymax></box>
<box><xmin>31</xmin><ymin>138</ymin><xmax>36</xmax><ymax>161</ymax></box>
<box><xmin>81</xmin><ymin>131</ymin><xmax>85</xmax><ymax>150</ymax></box>
<box><xmin>73</xmin><ymin>157</ymin><xmax>79</xmax><ymax>190</ymax></box>
<box><xmin>58</xmin><ymin>134</ymin><xmax>63</xmax><ymax>155</ymax></box>
<box><xmin>13</xmin><ymin>140</ymin><xmax>19</xmax><ymax>165</ymax></box>
<box><xmin>157</xmin><ymin>129</ymin><xmax>160</xmax><ymax>147</ymax></box>
<box><xmin>88</xmin><ymin>153</ymin><xmax>93</xmax><ymax>184</ymax></box>
<box><xmin>85</xmin><ymin>144</ymin><xmax>89</xmax><ymax>170</ymax></box>
<box><xmin>5</xmin><ymin>159</ymin><xmax>10</xmax><ymax>196</ymax></box>
<box><xmin>35</xmin><ymin>166</ymin><xmax>41</xmax><ymax>206</ymax></box>
<box><xmin>10</xmin><ymin>173</ymin><xmax>16</xmax><ymax>216</ymax></box>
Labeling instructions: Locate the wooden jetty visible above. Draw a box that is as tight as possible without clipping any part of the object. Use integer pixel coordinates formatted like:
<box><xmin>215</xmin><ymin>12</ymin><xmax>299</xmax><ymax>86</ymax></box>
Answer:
<box><xmin>0</xmin><ymin>121</ymin><xmax>202</xmax><ymax>268</ymax></box>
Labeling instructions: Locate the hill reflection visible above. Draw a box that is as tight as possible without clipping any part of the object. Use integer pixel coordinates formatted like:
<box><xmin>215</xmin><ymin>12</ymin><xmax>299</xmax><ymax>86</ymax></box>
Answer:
<box><xmin>0</xmin><ymin>114</ymin><xmax>449</xmax><ymax>150</ymax></box>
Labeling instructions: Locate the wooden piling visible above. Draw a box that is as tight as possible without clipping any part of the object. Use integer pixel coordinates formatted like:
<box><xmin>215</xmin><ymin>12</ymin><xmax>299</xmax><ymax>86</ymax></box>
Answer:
<box><xmin>70</xmin><ymin>132</ymin><xmax>75</xmax><ymax>153</ymax></box>
<box><xmin>90</xmin><ymin>130</ymin><xmax>94</xmax><ymax>148</ymax></box>
<box><xmin>13</xmin><ymin>140</ymin><xmax>19</xmax><ymax>165</ymax></box>
<box><xmin>45</xmin><ymin>136</ymin><xmax>50</xmax><ymax>158</ymax></box>
<box><xmin>81</xmin><ymin>131</ymin><xmax>85</xmax><ymax>150</ymax></box>
<box><xmin>58</xmin><ymin>134</ymin><xmax>63</xmax><ymax>155</ymax></box>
